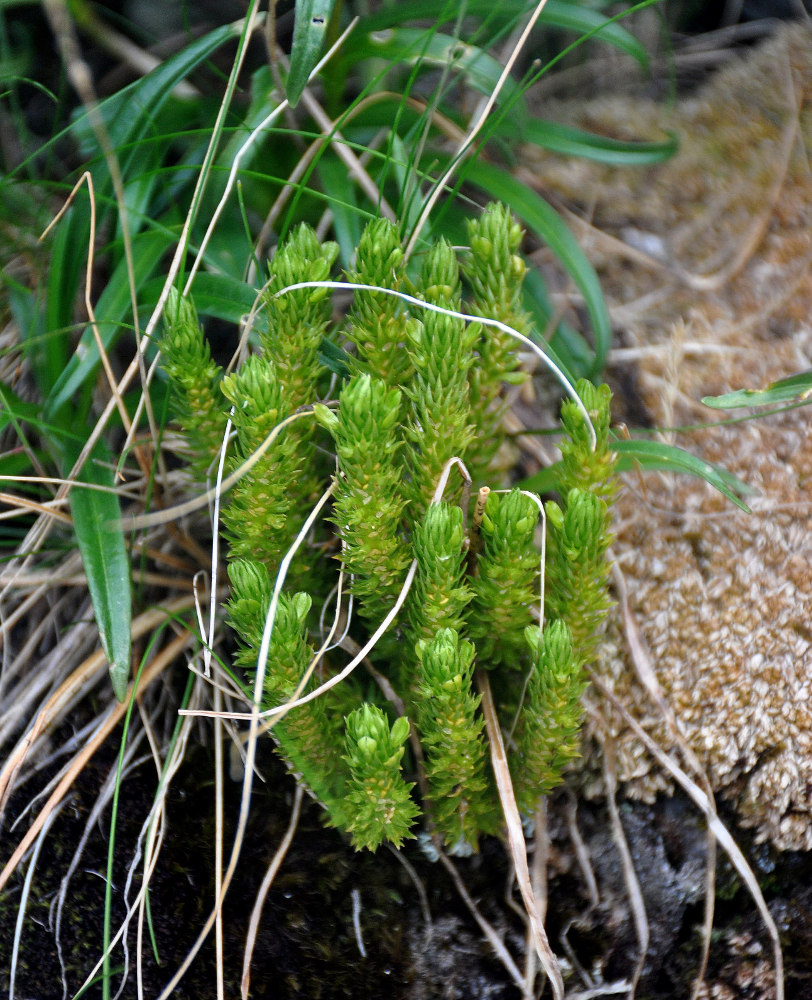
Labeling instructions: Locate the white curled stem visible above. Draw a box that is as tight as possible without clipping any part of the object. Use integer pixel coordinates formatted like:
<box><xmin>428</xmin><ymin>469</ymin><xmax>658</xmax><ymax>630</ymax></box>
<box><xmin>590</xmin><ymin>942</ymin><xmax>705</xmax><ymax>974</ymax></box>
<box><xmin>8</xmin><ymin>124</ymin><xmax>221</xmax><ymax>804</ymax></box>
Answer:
<box><xmin>268</xmin><ymin>280</ymin><xmax>597</xmax><ymax>451</ymax></box>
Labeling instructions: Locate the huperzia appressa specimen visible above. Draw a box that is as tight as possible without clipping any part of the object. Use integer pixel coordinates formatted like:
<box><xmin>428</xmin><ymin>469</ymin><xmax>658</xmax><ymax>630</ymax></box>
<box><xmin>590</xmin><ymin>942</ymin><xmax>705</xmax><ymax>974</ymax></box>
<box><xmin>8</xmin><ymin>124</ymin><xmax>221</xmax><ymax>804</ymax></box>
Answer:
<box><xmin>546</xmin><ymin>380</ymin><xmax>616</xmax><ymax>664</ymax></box>
<box><xmin>415</xmin><ymin>628</ymin><xmax>495</xmax><ymax>852</ymax></box>
<box><xmin>469</xmin><ymin>488</ymin><xmax>540</xmax><ymax>668</ymax></box>
<box><xmin>406</xmin><ymin>502</ymin><xmax>472</xmax><ymax>647</ymax></box>
<box><xmin>161</xmin><ymin>207</ymin><xmax>617</xmax><ymax>853</ymax></box>
<box><xmin>342</xmin><ymin>704</ymin><xmax>419</xmax><ymax>850</ymax></box>
<box><xmin>405</xmin><ymin>238</ymin><xmax>477</xmax><ymax>514</ymax></box>
<box><xmin>512</xmin><ymin>620</ymin><xmax>586</xmax><ymax>812</ymax></box>
<box><xmin>463</xmin><ymin>203</ymin><xmax>532</xmax><ymax>481</ymax></box>
<box><xmin>160</xmin><ymin>287</ymin><xmax>227</xmax><ymax>481</ymax></box>
<box><xmin>557</xmin><ymin>379</ymin><xmax>617</xmax><ymax>509</ymax></box>
<box><xmin>314</xmin><ymin>374</ymin><xmax>411</xmax><ymax>632</ymax></box>
<box><xmin>344</xmin><ymin>218</ymin><xmax>413</xmax><ymax>388</ymax></box>
<box><xmin>261</xmin><ymin>224</ymin><xmax>338</xmax><ymax>404</ymax></box>
<box><xmin>226</xmin><ymin>565</ymin><xmax>350</xmax><ymax>825</ymax></box>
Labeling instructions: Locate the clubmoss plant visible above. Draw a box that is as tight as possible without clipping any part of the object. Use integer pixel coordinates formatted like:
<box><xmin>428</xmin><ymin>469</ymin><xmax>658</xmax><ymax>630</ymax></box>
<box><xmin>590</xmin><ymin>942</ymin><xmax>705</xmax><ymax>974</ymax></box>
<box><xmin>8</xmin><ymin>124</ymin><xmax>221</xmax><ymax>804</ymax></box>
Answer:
<box><xmin>227</xmin><ymin>568</ymin><xmax>349</xmax><ymax>822</ymax></box>
<box><xmin>343</xmin><ymin>705</ymin><xmax>419</xmax><ymax>851</ymax></box>
<box><xmin>314</xmin><ymin>374</ymin><xmax>411</xmax><ymax>631</ymax></box>
<box><xmin>160</xmin><ymin>206</ymin><xmax>617</xmax><ymax>853</ymax></box>
<box><xmin>463</xmin><ymin>203</ymin><xmax>533</xmax><ymax>481</ymax></box>
<box><xmin>344</xmin><ymin>218</ymin><xmax>413</xmax><ymax>387</ymax></box>
<box><xmin>160</xmin><ymin>288</ymin><xmax>227</xmax><ymax>481</ymax></box>
<box><xmin>406</xmin><ymin>502</ymin><xmax>472</xmax><ymax>647</ymax></box>
<box><xmin>512</xmin><ymin>620</ymin><xmax>585</xmax><ymax>813</ymax></box>
<box><xmin>545</xmin><ymin>379</ymin><xmax>617</xmax><ymax>663</ymax></box>
<box><xmin>415</xmin><ymin>629</ymin><xmax>495</xmax><ymax>850</ymax></box>
<box><xmin>405</xmin><ymin>239</ymin><xmax>478</xmax><ymax>514</ymax></box>
<box><xmin>469</xmin><ymin>488</ymin><xmax>541</xmax><ymax>669</ymax></box>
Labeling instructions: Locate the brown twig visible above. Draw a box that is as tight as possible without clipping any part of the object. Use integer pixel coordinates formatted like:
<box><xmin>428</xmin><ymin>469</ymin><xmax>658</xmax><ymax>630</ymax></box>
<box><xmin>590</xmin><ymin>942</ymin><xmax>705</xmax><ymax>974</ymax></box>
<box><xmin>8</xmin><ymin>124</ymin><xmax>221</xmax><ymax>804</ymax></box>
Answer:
<box><xmin>476</xmin><ymin>667</ymin><xmax>565</xmax><ymax>1000</ymax></box>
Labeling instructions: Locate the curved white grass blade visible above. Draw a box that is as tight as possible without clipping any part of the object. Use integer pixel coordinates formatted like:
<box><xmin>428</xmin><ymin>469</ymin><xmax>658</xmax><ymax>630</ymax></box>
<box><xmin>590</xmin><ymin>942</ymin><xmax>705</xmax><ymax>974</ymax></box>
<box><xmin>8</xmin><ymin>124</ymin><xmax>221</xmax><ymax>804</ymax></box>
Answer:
<box><xmin>270</xmin><ymin>280</ymin><xmax>598</xmax><ymax>450</ymax></box>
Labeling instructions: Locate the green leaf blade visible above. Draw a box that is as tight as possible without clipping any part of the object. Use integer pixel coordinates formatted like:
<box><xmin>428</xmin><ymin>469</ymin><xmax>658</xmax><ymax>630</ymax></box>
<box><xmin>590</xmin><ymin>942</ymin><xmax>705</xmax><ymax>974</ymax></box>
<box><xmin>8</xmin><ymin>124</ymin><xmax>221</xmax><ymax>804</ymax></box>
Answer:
<box><xmin>702</xmin><ymin>370</ymin><xmax>812</xmax><ymax>409</ymax></box>
<box><xmin>66</xmin><ymin>443</ymin><xmax>132</xmax><ymax>702</ymax></box>
<box><xmin>45</xmin><ymin>230</ymin><xmax>167</xmax><ymax>419</ymax></box>
<box><xmin>287</xmin><ymin>0</ymin><xmax>337</xmax><ymax>108</ymax></box>
<box><xmin>611</xmin><ymin>439</ymin><xmax>756</xmax><ymax>513</ymax></box>
<box><xmin>513</xmin><ymin>119</ymin><xmax>678</xmax><ymax>166</ymax></box>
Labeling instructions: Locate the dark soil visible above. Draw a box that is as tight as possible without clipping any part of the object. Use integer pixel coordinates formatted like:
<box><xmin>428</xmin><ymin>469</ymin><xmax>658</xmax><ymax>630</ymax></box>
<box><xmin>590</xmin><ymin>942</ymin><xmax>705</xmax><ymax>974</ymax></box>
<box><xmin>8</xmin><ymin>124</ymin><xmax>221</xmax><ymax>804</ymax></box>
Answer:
<box><xmin>2</xmin><ymin>716</ymin><xmax>811</xmax><ymax>999</ymax></box>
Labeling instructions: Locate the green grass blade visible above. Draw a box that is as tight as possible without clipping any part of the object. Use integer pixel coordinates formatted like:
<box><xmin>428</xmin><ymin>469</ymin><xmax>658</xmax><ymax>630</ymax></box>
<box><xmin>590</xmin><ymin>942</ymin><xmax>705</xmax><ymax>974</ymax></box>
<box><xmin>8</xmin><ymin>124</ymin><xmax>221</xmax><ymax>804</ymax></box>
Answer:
<box><xmin>43</xmin><ymin>206</ymin><xmax>88</xmax><ymax>387</ymax></box>
<box><xmin>702</xmin><ymin>370</ymin><xmax>812</xmax><ymax>409</ymax></box>
<box><xmin>0</xmin><ymin>381</ymin><xmax>42</xmax><ymax>433</ymax></box>
<box><xmin>71</xmin><ymin>22</ymin><xmax>239</xmax><ymax>155</ymax></box>
<box><xmin>337</xmin><ymin>28</ymin><xmax>526</xmax><ymax>111</ymax></box>
<box><xmin>64</xmin><ymin>440</ymin><xmax>132</xmax><ymax>702</ymax></box>
<box><xmin>153</xmin><ymin>272</ymin><xmax>258</xmax><ymax>322</ymax></box>
<box><xmin>520</xmin><ymin>438</ymin><xmax>755</xmax><ymax>512</ymax></box>
<box><xmin>0</xmin><ymin>383</ymin><xmax>102</xmax><ymax>451</ymax></box>
<box><xmin>4</xmin><ymin>260</ymin><xmax>71</xmax><ymax>403</ymax></box>
<box><xmin>538</xmin><ymin>0</ymin><xmax>650</xmax><ymax>69</ymax></box>
<box><xmin>464</xmin><ymin>159</ymin><xmax>612</xmax><ymax>376</ymax></box>
<box><xmin>522</xmin><ymin>268</ymin><xmax>590</xmax><ymax>380</ymax></box>
<box><xmin>611</xmin><ymin>439</ymin><xmax>755</xmax><ymax>512</ymax></box>
<box><xmin>316</xmin><ymin>151</ymin><xmax>362</xmax><ymax>267</ymax></box>
<box><xmin>360</xmin><ymin>0</ymin><xmax>650</xmax><ymax>68</ymax></box>
<box><xmin>287</xmin><ymin>0</ymin><xmax>338</xmax><ymax>108</ymax></box>
<box><xmin>509</xmin><ymin>118</ymin><xmax>678</xmax><ymax>166</ymax></box>
<box><xmin>45</xmin><ymin>230</ymin><xmax>167</xmax><ymax>418</ymax></box>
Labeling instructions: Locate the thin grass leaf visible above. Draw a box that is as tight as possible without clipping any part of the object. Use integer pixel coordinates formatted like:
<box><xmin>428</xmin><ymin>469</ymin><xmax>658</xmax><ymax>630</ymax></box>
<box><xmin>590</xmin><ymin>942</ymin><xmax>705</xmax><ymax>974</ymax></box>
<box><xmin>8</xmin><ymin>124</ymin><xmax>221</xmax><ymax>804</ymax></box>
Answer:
<box><xmin>0</xmin><ymin>452</ymin><xmax>43</xmax><ymax>486</ymax></box>
<box><xmin>316</xmin><ymin>150</ymin><xmax>362</xmax><ymax>267</ymax></box>
<box><xmin>43</xmin><ymin>206</ymin><xmax>87</xmax><ymax>388</ymax></box>
<box><xmin>287</xmin><ymin>0</ymin><xmax>338</xmax><ymax>108</ymax></box>
<box><xmin>509</xmin><ymin>118</ymin><xmax>678</xmax><ymax>166</ymax></box>
<box><xmin>520</xmin><ymin>438</ymin><xmax>756</xmax><ymax>512</ymax></box>
<box><xmin>63</xmin><ymin>441</ymin><xmax>132</xmax><ymax>702</ymax></box>
<box><xmin>0</xmin><ymin>382</ymin><xmax>41</xmax><ymax>433</ymax></box>
<box><xmin>0</xmin><ymin>382</ymin><xmax>95</xmax><ymax>451</ymax></box>
<box><xmin>702</xmin><ymin>370</ymin><xmax>812</xmax><ymax>409</ymax></box>
<box><xmin>159</xmin><ymin>272</ymin><xmax>259</xmax><ymax>323</ymax></box>
<box><xmin>45</xmin><ymin>230</ymin><xmax>168</xmax><ymax>418</ymax></box>
<box><xmin>360</xmin><ymin>0</ymin><xmax>650</xmax><ymax>68</ymax></box>
<box><xmin>611</xmin><ymin>439</ymin><xmax>755</xmax><ymax>512</ymax></box>
<box><xmin>522</xmin><ymin>268</ymin><xmax>589</xmax><ymax>380</ymax></box>
<box><xmin>538</xmin><ymin>0</ymin><xmax>650</xmax><ymax>69</ymax></box>
<box><xmin>66</xmin><ymin>22</ymin><xmax>243</xmax><ymax>243</ymax></box>
<box><xmin>71</xmin><ymin>22</ymin><xmax>239</xmax><ymax>155</ymax></box>
<box><xmin>317</xmin><ymin>338</ymin><xmax>351</xmax><ymax>379</ymax></box>
<box><xmin>5</xmin><ymin>268</ymin><xmax>70</xmax><ymax>404</ymax></box>
<box><xmin>337</xmin><ymin>28</ymin><xmax>526</xmax><ymax>112</ymax></box>
<box><xmin>463</xmin><ymin>159</ymin><xmax>612</xmax><ymax>376</ymax></box>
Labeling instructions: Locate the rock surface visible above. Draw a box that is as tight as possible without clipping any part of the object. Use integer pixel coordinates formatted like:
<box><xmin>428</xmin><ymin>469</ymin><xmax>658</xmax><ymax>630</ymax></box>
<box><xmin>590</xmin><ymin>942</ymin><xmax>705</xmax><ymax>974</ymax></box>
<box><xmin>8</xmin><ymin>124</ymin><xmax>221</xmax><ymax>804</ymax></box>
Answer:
<box><xmin>524</xmin><ymin>22</ymin><xmax>812</xmax><ymax>850</ymax></box>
